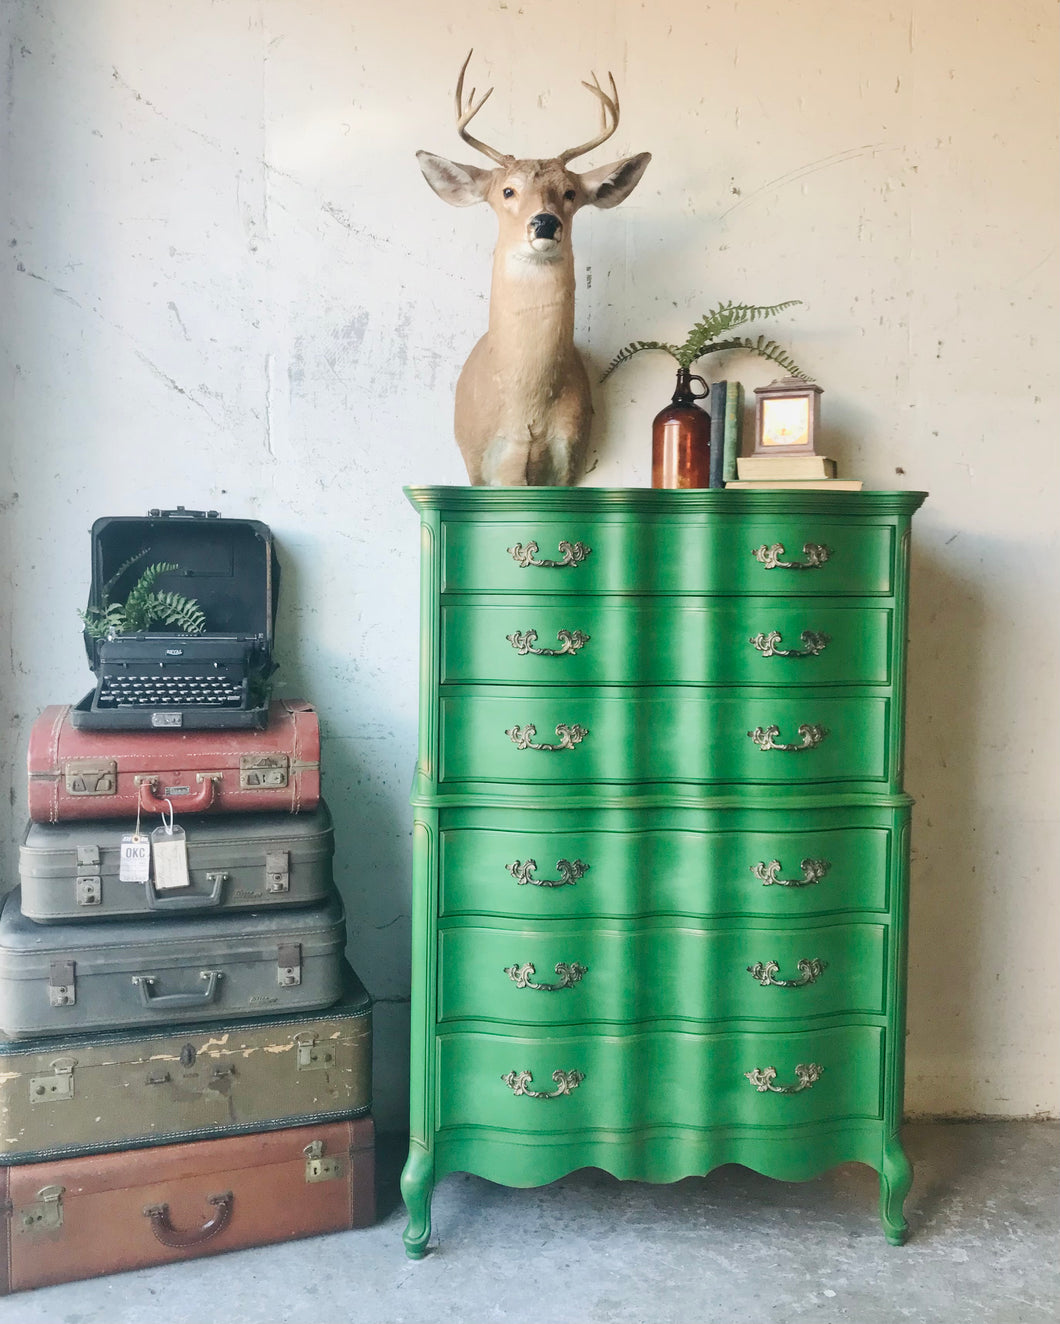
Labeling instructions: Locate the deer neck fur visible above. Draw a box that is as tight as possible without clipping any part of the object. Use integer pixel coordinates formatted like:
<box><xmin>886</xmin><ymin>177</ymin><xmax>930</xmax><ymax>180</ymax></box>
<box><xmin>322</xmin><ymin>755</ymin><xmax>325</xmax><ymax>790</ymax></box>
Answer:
<box><xmin>485</xmin><ymin>245</ymin><xmax>578</xmax><ymax>386</ymax></box>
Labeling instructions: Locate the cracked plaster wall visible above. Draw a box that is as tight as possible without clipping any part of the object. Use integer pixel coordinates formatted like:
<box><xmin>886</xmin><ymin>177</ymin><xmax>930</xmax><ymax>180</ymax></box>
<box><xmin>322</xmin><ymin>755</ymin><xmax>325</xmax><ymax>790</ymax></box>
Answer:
<box><xmin>0</xmin><ymin>0</ymin><xmax>1057</xmax><ymax>1124</ymax></box>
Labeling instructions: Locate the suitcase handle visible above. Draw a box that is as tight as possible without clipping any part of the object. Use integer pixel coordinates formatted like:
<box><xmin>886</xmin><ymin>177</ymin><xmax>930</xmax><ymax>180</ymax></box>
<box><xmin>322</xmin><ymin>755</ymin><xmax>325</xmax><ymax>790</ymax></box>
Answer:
<box><xmin>144</xmin><ymin>871</ymin><xmax>225</xmax><ymax>911</ymax></box>
<box><xmin>143</xmin><ymin>1191</ymin><xmax>233</xmax><ymax>1248</ymax></box>
<box><xmin>136</xmin><ymin>773</ymin><xmax>220</xmax><ymax>814</ymax></box>
<box><xmin>132</xmin><ymin>970</ymin><xmax>221</xmax><ymax>1009</ymax></box>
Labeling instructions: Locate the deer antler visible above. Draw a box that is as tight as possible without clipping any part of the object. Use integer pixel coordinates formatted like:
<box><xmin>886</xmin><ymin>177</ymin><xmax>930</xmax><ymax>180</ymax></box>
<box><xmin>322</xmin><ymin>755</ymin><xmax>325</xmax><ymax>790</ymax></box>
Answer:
<box><xmin>454</xmin><ymin>50</ymin><xmax>511</xmax><ymax>166</ymax></box>
<box><xmin>557</xmin><ymin>72</ymin><xmax>620</xmax><ymax>164</ymax></box>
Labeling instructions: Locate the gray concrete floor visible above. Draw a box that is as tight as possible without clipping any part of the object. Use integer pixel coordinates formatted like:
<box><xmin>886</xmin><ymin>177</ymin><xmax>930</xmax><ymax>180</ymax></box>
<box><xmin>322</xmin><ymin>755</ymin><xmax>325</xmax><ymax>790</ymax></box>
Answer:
<box><xmin>1</xmin><ymin>1121</ymin><xmax>1056</xmax><ymax>1324</ymax></box>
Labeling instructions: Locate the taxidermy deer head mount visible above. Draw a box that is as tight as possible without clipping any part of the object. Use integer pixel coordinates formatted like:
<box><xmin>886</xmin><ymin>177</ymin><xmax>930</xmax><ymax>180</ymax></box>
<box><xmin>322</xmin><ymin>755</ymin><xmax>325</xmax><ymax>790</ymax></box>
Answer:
<box><xmin>417</xmin><ymin>51</ymin><xmax>650</xmax><ymax>485</ymax></box>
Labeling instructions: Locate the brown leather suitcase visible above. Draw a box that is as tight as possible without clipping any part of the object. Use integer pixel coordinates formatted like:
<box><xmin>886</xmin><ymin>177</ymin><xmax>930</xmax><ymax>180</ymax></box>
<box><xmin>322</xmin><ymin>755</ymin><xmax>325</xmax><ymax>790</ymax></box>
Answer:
<box><xmin>0</xmin><ymin>1116</ymin><xmax>374</xmax><ymax>1293</ymax></box>
<box><xmin>27</xmin><ymin>699</ymin><xmax>320</xmax><ymax>823</ymax></box>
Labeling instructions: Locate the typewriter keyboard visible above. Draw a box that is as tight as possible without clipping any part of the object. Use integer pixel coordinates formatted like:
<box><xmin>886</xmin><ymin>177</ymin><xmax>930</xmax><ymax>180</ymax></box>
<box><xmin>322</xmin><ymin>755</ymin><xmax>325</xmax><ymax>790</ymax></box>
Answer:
<box><xmin>97</xmin><ymin>674</ymin><xmax>245</xmax><ymax>708</ymax></box>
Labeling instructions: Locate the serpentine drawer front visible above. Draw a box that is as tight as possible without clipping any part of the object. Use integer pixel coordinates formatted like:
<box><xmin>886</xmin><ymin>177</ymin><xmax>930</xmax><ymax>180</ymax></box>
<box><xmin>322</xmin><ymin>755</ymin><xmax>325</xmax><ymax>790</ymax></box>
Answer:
<box><xmin>437</xmin><ymin>919</ymin><xmax>888</xmax><ymax>1024</ymax></box>
<box><xmin>403</xmin><ymin>487</ymin><xmax>925</xmax><ymax>1257</ymax></box>
<box><xmin>441</xmin><ymin>517</ymin><xmax>896</xmax><ymax>596</ymax></box>
<box><xmin>441</xmin><ymin>600</ymin><xmax>893</xmax><ymax>686</ymax></box>
<box><xmin>436</xmin><ymin>1025</ymin><xmax>886</xmax><ymax>1132</ymax></box>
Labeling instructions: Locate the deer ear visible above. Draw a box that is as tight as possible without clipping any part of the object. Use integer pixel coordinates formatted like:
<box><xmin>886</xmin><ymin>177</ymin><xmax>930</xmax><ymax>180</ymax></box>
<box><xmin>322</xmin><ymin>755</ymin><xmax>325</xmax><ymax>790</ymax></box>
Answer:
<box><xmin>416</xmin><ymin>151</ymin><xmax>493</xmax><ymax>207</ymax></box>
<box><xmin>578</xmin><ymin>152</ymin><xmax>652</xmax><ymax>209</ymax></box>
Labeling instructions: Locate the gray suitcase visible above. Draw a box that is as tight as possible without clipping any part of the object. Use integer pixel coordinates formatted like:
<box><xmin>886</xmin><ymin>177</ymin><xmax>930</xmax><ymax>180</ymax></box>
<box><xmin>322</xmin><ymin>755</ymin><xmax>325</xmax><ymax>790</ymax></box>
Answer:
<box><xmin>18</xmin><ymin>801</ymin><xmax>335</xmax><ymax>923</ymax></box>
<box><xmin>0</xmin><ymin>964</ymin><xmax>370</xmax><ymax>1165</ymax></box>
<box><xmin>0</xmin><ymin>887</ymin><xmax>347</xmax><ymax>1039</ymax></box>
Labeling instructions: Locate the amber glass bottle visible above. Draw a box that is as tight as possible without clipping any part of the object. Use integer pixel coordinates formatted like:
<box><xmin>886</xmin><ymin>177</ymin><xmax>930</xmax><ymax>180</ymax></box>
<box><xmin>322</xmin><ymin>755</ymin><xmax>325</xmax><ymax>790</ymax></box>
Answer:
<box><xmin>651</xmin><ymin>368</ymin><xmax>712</xmax><ymax>488</ymax></box>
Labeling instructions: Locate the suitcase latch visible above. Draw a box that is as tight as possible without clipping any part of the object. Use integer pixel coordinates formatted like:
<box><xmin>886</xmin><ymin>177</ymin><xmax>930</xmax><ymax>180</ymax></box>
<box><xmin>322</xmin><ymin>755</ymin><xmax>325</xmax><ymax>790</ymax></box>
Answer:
<box><xmin>293</xmin><ymin>1031</ymin><xmax>335</xmax><ymax>1072</ymax></box>
<box><xmin>277</xmin><ymin>943</ymin><xmax>302</xmax><ymax>987</ymax></box>
<box><xmin>19</xmin><ymin>1185</ymin><xmax>65</xmax><ymax>1233</ymax></box>
<box><xmin>48</xmin><ymin>960</ymin><xmax>76</xmax><ymax>1007</ymax></box>
<box><xmin>240</xmin><ymin>753</ymin><xmax>289</xmax><ymax>790</ymax></box>
<box><xmin>64</xmin><ymin>759</ymin><xmax>117</xmax><ymax>796</ymax></box>
<box><xmin>304</xmin><ymin>1140</ymin><xmax>344</xmax><ymax>1183</ymax></box>
<box><xmin>265</xmin><ymin>849</ymin><xmax>290</xmax><ymax>893</ymax></box>
<box><xmin>30</xmin><ymin>1057</ymin><xmax>77</xmax><ymax>1104</ymax></box>
<box><xmin>76</xmin><ymin>845</ymin><xmax>102</xmax><ymax>907</ymax></box>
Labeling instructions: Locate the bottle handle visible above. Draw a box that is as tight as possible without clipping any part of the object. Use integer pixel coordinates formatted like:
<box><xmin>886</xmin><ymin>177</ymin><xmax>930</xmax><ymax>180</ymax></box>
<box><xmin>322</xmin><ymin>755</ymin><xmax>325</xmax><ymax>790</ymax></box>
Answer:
<box><xmin>687</xmin><ymin>374</ymin><xmax>710</xmax><ymax>400</ymax></box>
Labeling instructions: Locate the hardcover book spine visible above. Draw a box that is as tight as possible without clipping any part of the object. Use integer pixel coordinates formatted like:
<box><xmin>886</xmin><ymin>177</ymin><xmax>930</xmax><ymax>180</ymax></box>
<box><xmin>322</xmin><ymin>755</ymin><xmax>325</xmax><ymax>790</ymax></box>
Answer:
<box><xmin>723</xmin><ymin>382</ymin><xmax>743</xmax><ymax>483</ymax></box>
<box><xmin>708</xmin><ymin>381</ymin><xmax>727</xmax><ymax>488</ymax></box>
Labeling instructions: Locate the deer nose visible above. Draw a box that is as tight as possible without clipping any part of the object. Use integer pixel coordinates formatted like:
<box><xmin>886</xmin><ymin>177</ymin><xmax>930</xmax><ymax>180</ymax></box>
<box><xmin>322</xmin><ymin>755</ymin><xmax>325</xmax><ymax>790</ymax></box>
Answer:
<box><xmin>528</xmin><ymin>213</ymin><xmax>561</xmax><ymax>241</ymax></box>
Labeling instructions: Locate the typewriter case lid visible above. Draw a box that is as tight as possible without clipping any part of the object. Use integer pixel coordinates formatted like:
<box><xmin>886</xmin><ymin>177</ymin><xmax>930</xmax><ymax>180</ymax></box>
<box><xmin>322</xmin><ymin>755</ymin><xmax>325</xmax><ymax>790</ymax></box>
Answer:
<box><xmin>82</xmin><ymin>508</ymin><xmax>280</xmax><ymax>673</ymax></box>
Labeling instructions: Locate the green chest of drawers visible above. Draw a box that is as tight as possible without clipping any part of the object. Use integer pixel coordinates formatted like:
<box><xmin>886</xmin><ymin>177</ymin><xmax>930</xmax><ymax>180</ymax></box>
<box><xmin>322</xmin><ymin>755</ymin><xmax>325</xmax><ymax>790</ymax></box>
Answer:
<box><xmin>401</xmin><ymin>486</ymin><xmax>926</xmax><ymax>1256</ymax></box>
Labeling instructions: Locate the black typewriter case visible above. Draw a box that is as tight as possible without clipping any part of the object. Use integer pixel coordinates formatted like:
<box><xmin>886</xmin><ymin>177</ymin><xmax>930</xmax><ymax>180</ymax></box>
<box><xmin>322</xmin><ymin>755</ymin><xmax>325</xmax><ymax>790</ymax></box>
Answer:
<box><xmin>70</xmin><ymin>507</ymin><xmax>281</xmax><ymax>731</ymax></box>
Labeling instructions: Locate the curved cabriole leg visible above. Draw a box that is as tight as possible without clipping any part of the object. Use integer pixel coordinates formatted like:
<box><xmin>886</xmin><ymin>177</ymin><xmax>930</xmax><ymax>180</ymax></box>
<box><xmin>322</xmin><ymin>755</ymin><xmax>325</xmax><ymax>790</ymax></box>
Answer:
<box><xmin>400</xmin><ymin>1143</ymin><xmax>435</xmax><ymax>1259</ymax></box>
<box><xmin>879</xmin><ymin>1137</ymin><xmax>913</xmax><ymax>1245</ymax></box>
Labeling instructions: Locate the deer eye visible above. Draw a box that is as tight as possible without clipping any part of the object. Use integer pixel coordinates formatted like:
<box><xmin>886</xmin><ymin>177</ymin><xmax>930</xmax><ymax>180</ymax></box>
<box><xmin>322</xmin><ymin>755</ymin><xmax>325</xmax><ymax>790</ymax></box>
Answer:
<box><xmin>503</xmin><ymin>187</ymin><xmax>515</xmax><ymax>199</ymax></box>
<box><xmin>564</xmin><ymin>189</ymin><xmax>576</xmax><ymax>201</ymax></box>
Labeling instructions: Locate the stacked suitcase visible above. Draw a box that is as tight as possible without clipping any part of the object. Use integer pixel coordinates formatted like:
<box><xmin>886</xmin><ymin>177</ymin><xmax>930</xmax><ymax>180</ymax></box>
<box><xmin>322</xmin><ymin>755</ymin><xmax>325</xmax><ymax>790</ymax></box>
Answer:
<box><xmin>0</xmin><ymin>511</ymin><xmax>374</xmax><ymax>1294</ymax></box>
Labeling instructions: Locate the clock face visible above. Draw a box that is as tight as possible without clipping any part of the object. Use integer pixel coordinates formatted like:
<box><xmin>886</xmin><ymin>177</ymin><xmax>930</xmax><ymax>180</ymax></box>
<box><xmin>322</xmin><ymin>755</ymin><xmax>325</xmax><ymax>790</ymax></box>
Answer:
<box><xmin>761</xmin><ymin>396</ymin><xmax>810</xmax><ymax>448</ymax></box>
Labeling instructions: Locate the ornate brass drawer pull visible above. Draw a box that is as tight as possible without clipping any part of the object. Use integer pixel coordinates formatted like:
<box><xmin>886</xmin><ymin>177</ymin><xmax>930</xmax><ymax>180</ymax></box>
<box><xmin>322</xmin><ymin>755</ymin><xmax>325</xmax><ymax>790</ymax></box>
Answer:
<box><xmin>507</xmin><ymin>540</ymin><xmax>592</xmax><ymax>569</ymax></box>
<box><xmin>506</xmin><ymin>723</ymin><xmax>588</xmax><ymax>752</ymax></box>
<box><xmin>745</xmin><ymin>1063</ymin><xmax>823</xmax><ymax>1094</ymax></box>
<box><xmin>506</xmin><ymin>628</ymin><xmax>591</xmax><ymax>657</ymax></box>
<box><xmin>502</xmin><ymin>1068</ymin><xmax>585</xmax><ymax>1099</ymax></box>
<box><xmin>751</xmin><ymin>542</ymin><xmax>832</xmax><ymax>570</ymax></box>
<box><xmin>751</xmin><ymin>858</ymin><xmax>830</xmax><ymax>888</ymax></box>
<box><xmin>504</xmin><ymin>961</ymin><xmax>588</xmax><ymax>991</ymax></box>
<box><xmin>506</xmin><ymin>858</ymin><xmax>589</xmax><ymax>888</ymax></box>
<box><xmin>747</xmin><ymin>958</ymin><xmax>826</xmax><ymax>988</ymax></box>
<box><xmin>749</xmin><ymin>630</ymin><xmax>831</xmax><ymax>658</ymax></box>
<box><xmin>748</xmin><ymin>723</ymin><xmax>827</xmax><ymax>752</ymax></box>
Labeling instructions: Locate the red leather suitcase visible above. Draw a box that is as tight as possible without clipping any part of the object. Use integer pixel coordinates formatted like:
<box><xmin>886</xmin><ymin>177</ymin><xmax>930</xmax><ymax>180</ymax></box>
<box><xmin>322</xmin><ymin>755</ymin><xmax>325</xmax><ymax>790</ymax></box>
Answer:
<box><xmin>27</xmin><ymin>699</ymin><xmax>320</xmax><ymax>823</ymax></box>
<box><xmin>0</xmin><ymin>1116</ymin><xmax>374</xmax><ymax>1294</ymax></box>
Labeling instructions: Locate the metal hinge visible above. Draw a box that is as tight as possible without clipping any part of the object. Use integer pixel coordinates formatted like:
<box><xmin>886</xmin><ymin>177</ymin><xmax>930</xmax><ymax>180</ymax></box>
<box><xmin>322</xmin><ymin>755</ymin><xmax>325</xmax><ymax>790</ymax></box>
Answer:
<box><xmin>76</xmin><ymin>843</ymin><xmax>102</xmax><ymax>907</ymax></box>
<box><xmin>240</xmin><ymin>753</ymin><xmax>289</xmax><ymax>790</ymax></box>
<box><xmin>48</xmin><ymin>960</ymin><xmax>76</xmax><ymax>1007</ymax></box>
<box><xmin>277</xmin><ymin>943</ymin><xmax>302</xmax><ymax>987</ymax></box>
<box><xmin>63</xmin><ymin>759</ymin><xmax>117</xmax><ymax>796</ymax></box>
<box><xmin>19</xmin><ymin>1185</ymin><xmax>65</xmax><ymax>1232</ymax></box>
<box><xmin>293</xmin><ymin>1031</ymin><xmax>335</xmax><ymax>1072</ymax></box>
<box><xmin>265</xmin><ymin>849</ymin><xmax>290</xmax><ymax>893</ymax></box>
<box><xmin>30</xmin><ymin>1057</ymin><xmax>77</xmax><ymax>1104</ymax></box>
<box><xmin>303</xmin><ymin>1140</ymin><xmax>344</xmax><ymax>1183</ymax></box>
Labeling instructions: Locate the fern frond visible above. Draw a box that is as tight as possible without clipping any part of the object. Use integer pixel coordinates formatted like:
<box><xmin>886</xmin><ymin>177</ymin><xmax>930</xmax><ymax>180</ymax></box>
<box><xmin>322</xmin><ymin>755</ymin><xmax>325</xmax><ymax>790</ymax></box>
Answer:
<box><xmin>99</xmin><ymin>548</ymin><xmax>150</xmax><ymax>606</ymax></box>
<box><xmin>121</xmin><ymin>562</ymin><xmax>181</xmax><ymax>632</ymax></box>
<box><xmin>684</xmin><ymin>300</ymin><xmax>800</xmax><ymax>346</ymax></box>
<box><xmin>687</xmin><ymin>334</ymin><xmax>810</xmax><ymax>381</ymax></box>
<box><xmin>599</xmin><ymin>341</ymin><xmax>681</xmax><ymax>382</ymax></box>
<box><xmin>144</xmin><ymin>591</ymin><xmax>207</xmax><ymax>635</ymax></box>
<box><xmin>78</xmin><ymin>602</ymin><xmax>127</xmax><ymax>640</ymax></box>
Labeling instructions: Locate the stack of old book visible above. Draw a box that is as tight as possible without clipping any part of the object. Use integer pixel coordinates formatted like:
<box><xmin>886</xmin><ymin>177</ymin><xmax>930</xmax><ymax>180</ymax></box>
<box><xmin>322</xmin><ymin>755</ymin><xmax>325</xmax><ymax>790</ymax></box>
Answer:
<box><xmin>726</xmin><ymin>453</ymin><xmax>863</xmax><ymax>491</ymax></box>
<box><xmin>0</xmin><ymin>510</ymin><xmax>374</xmax><ymax>1296</ymax></box>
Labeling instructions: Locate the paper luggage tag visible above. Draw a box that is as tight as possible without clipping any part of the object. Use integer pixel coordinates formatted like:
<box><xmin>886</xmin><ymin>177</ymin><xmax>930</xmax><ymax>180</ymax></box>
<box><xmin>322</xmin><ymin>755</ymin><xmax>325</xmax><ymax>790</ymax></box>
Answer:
<box><xmin>151</xmin><ymin>824</ymin><xmax>190</xmax><ymax>889</ymax></box>
<box><xmin>119</xmin><ymin>834</ymin><xmax>151</xmax><ymax>883</ymax></box>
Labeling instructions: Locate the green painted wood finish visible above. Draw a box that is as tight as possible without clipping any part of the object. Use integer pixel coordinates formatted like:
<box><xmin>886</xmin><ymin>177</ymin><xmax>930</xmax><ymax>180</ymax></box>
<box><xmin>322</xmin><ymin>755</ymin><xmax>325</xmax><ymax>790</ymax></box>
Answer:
<box><xmin>436</xmin><ymin>1025</ymin><xmax>885</xmax><ymax>1131</ymax></box>
<box><xmin>438</xmin><ymin>688</ymin><xmax>890</xmax><ymax>786</ymax></box>
<box><xmin>438</xmin><ymin>809</ymin><xmax>893</xmax><ymax>919</ymax></box>
<box><xmin>441</xmin><ymin>516</ymin><xmax>896</xmax><ymax>596</ymax></box>
<box><xmin>402</xmin><ymin>488</ymin><xmax>925</xmax><ymax>1257</ymax></box>
<box><xmin>438</xmin><ymin>919</ymin><xmax>888</xmax><ymax>1023</ymax></box>
<box><xmin>442</xmin><ymin>599</ymin><xmax>893</xmax><ymax>686</ymax></box>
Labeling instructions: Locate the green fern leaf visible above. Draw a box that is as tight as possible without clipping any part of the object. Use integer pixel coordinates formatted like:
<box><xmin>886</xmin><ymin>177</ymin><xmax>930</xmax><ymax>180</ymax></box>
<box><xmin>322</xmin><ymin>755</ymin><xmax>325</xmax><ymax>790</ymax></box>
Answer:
<box><xmin>144</xmin><ymin>591</ymin><xmax>207</xmax><ymax>634</ymax></box>
<box><xmin>684</xmin><ymin>300</ymin><xmax>800</xmax><ymax>344</ymax></box>
<box><xmin>686</xmin><ymin>335</ymin><xmax>811</xmax><ymax>381</ymax></box>
<box><xmin>599</xmin><ymin>341</ymin><xmax>682</xmax><ymax>382</ymax></box>
<box><xmin>121</xmin><ymin>563</ymin><xmax>181</xmax><ymax>632</ymax></box>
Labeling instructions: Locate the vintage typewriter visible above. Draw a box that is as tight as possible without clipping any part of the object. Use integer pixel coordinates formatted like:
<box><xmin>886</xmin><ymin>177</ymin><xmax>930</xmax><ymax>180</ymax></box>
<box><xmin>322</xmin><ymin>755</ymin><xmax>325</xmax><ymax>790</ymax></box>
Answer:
<box><xmin>88</xmin><ymin>634</ymin><xmax>255</xmax><ymax>726</ymax></box>
<box><xmin>71</xmin><ymin>508</ymin><xmax>279</xmax><ymax>731</ymax></box>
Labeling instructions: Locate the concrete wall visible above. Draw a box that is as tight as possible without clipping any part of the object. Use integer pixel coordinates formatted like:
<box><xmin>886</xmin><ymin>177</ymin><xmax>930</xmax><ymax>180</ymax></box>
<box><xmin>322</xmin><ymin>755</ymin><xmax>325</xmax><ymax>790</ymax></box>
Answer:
<box><xmin>1</xmin><ymin>0</ymin><xmax>1056</xmax><ymax>1125</ymax></box>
